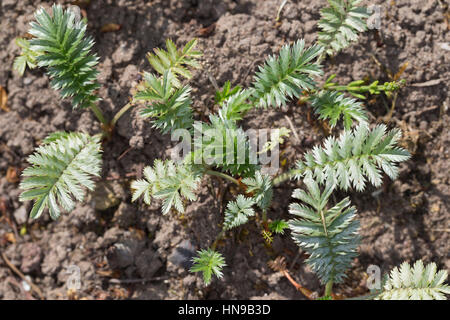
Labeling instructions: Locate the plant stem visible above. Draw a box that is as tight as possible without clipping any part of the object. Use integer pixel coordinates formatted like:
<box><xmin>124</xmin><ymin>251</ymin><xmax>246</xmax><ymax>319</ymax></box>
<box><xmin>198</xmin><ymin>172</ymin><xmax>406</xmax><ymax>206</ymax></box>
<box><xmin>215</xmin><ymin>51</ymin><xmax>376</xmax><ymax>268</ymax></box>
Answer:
<box><xmin>324</xmin><ymin>84</ymin><xmax>385</xmax><ymax>94</ymax></box>
<box><xmin>211</xmin><ymin>229</ymin><xmax>226</xmax><ymax>251</ymax></box>
<box><xmin>282</xmin><ymin>270</ymin><xmax>314</xmax><ymax>300</ymax></box>
<box><xmin>325</xmin><ymin>280</ymin><xmax>333</xmax><ymax>297</ymax></box>
<box><xmin>110</xmin><ymin>102</ymin><xmax>133</xmax><ymax>128</ymax></box>
<box><xmin>89</xmin><ymin>102</ymin><xmax>108</xmax><ymax>125</ymax></box>
<box><xmin>262</xmin><ymin>210</ymin><xmax>267</xmax><ymax>225</ymax></box>
<box><xmin>1</xmin><ymin>251</ymin><xmax>44</xmax><ymax>300</ymax></box>
<box><xmin>316</xmin><ymin>50</ymin><xmax>327</xmax><ymax>65</ymax></box>
<box><xmin>205</xmin><ymin>170</ymin><xmax>240</xmax><ymax>186</ymax></box>
<box><xmin>273</xmin><ymin>169</ymin><xmax>302</xmax><ymax>186</ymax></box>
<box><xmin>324</xmin><ymin>80</ymin><xmax>405</xmax><ymax>96</ymax></box>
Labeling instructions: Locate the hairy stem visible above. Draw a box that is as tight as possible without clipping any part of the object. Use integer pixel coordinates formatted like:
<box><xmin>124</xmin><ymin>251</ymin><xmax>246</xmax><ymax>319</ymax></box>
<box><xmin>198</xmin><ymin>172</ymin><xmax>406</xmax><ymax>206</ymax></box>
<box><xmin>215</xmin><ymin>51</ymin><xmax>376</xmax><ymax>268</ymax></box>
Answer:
<box><xmin>316</xmin><ymin>52</ymin><xmax>326</xmax><ymax>65</ymax></box>
<box><xmin>273</xmin><ymin>169</ymin><xmax>300</xmax><ymax>186</ymax></box>
<box><xmin>90</xmin><ymin>103</ymin><xmax>108</xmax><ymax>125</ymax></box>
<box><xmin>324</xmin><ymin>82</ymin><xmax>403</xmax><ymax>95</ymax></box>
<box><xmin>205</xmin><ymin>170</ymin><xmax>241</xmax><ymax>186</ymax></box>
<box><xmin>262</xmin><ymin>210</ymin><xmax>268</xmax><ymax>225</ymax></box>
<box><xmin>325</xmin><ymin>280</ymin><xmax>333</xmax><ymax>297</ymax></box>
<box><xmin>111</xmin><ymin>102</ymin><xmax>133</xmax><ymax>128</ymax></box>
<box><xmin>211</xmin><ymin>229</ymin><xmax>226</xmax><ymax>251</ymax></box>
<box><xmin>325</xmin><ymin>84</ymin><xmax>369</xmax><ymax>92</ymax></box>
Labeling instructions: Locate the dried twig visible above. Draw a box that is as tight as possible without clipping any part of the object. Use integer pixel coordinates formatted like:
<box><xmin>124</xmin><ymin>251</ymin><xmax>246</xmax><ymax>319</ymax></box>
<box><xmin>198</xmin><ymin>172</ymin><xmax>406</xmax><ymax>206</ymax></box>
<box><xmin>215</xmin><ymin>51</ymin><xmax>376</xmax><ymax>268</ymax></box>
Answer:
<box><xmin>410</xmin><ymin>78</ymin><xmax>447</xmax><ymax>87</ymax></box>
<box><xmin>433</xmin><ymin>228</ymin><xmax>450</xmax><ymax>233</ymax></box>
<box><xmin>284</xmin><ymin>114</ymin><xmax>301</xmax><ymax>143</ymax></box>
<box><xmin>403</xmin><ymin>105</ymin><xmax>439</xmax><ymax>119</ymax></box>
<box><xmin>241</xmin><ymin>58</ymin><xmax>264</xmax><ymax>85</ymax></box>
<box><xmin>276</xmin><ymin>0</ymin><xmax>289</xmax><ymax>21</ymax></box>
<box><xmin>108</xmin><ymin>276</ymin><xmax>168</xmax><ymax>284</ymax></box>
<box><xmin>105</xmin><ymin>172</ymin><xmax>137</xmax><ymax>181</ymax></box>
<box><xmin>117</xmin><ymin>146</ymin><xmax>133</xmax><ymax>161</ymax></box>
<box><xmin>0</xmin><ymin>251</ymin><xmax>45</xmax><ymax>300</ymax></box>
<box><xmin>268</xmin><ymin>256</ymin><xmax>314</xmax><ymax>300</ymax></box>
<box><xmin>206</xmin><ymin>69</ymin><xmax>220</xmax><ymax>92</ymax></box>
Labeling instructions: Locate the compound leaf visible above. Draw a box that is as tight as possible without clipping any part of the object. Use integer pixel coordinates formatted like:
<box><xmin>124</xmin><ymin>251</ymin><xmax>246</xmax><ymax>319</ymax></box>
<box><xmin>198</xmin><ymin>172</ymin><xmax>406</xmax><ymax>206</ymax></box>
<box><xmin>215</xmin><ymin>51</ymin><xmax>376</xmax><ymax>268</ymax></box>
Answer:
<box><xmin>19</xmin><ymin>132</ymin><xmax>102</xmax><ymax>220</ymax></box>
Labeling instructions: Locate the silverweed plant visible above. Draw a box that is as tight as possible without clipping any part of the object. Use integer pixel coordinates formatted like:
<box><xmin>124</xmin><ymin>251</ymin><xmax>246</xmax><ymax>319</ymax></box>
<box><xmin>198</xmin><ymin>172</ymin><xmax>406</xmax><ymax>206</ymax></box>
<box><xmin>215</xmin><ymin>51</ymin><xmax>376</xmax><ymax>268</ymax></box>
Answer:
<box><xmin>15</xmin><ymin>2</ymin><xmax>448</xmax><ymax>300</ymax></box>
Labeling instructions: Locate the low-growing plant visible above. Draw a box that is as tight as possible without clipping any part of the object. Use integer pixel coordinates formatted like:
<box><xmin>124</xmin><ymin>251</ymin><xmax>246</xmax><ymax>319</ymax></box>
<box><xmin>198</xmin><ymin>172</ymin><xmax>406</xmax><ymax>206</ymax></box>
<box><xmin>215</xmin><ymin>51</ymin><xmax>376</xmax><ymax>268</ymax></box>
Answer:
<box><xmin>374</xmin><ymin>260</ymin><xmax>450</xmax><ymax>300</ymax></box>
<box><xmin>15</xmin><ymin>2</ymin><xmax>448</xmax><ymax>300</ymax></box>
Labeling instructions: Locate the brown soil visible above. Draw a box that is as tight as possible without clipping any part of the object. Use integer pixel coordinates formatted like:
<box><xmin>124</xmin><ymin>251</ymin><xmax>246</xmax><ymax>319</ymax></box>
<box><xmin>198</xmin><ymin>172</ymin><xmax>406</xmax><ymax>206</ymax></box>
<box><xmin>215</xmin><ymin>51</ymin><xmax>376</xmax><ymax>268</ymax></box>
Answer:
<box><xmin>0</xmin><ymin>0</ymin><xmax>448</xmax><ymax>300</ymax></box>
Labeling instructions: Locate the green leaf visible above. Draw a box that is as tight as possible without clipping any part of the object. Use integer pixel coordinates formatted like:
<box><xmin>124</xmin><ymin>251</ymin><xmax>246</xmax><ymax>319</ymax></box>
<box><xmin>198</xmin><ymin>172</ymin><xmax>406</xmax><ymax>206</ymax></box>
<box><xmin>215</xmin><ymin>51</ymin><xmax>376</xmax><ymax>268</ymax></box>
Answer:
<box><xmin>223</xmin><ymin>195</ymin><xmax>255</xmax><ymax>230</ymax></box>
<box><xmin>289</xmin><ymin>176</ymin><xmax>360</xmax><ymax>284</ymax></box>
<box><xmin>376</xmin><ymin>260</ymin><xmax>450</xmax><ymax>300</ymax></box>
<box><xmin>215</xmin><ymin>81</ymin><xmax>242</xmax><ymax>105</ymax></box>
<box><xmin>28</xmin><ymin>4</ymin><xmax>100</xmax><ymax>108</ymax></box>
<box><xmin>13</xmin><ymin>37</ymin><xmax>40</xmax><ymax>75</ymax></box>
<box><xmin>217</xmin><ymin>88</ymin><xmax>252</xmax><ymax>121</ymax></box>
<box><xmin>251</xmin><ymin>39</ymin><xmax>323</xmax><ymax>108</ymax></box>
<box><xmin>135</xmin><ymin>70</ymin><xmax>194</xmax><ymax>134</ymax></box>
<box><xmin>269</xmin><ymin>219</ymin><xmax>289</xmax><ymax>234</ymax></box>
<box><xmin>190</xmin><ymin>249</ymin><xmax>226</xmax><ymax>285</ymax></box>
<box><xmin>131</xmin><ymin>159</ymin><xmax>202</xmax><ymax>215</ymax></box>
<box><xmin>146</xmin><ymin>38</ymin><xmax>202</xmax><ymax>88</ymax></box>
<box><xmin>242</xmin><ymin>171</ymin><xmax>273</xmax><ymax>210</ymax></box>
<box><xmin>318</xmin><ymin>0</ymin><xmax>370</xmax><ymax>56</ymax></box>
<box><xmin>191</xmin><ymin>114</ymin><xmax>259</xmax><ymax>177</ymax></box>
<box><xmin>293</xmin><ymin>123</ymin><xmax>410</xmax><ymax>191</ymax></box>
<box><xmin>310</xmin><ymin>90</ymin><xmax>368</xmax><ymax>129</ymax></box>
<box><xmin>19</xmin><ymin>132</ymin><xmax>102</xmax><ymax>220</ymax></box>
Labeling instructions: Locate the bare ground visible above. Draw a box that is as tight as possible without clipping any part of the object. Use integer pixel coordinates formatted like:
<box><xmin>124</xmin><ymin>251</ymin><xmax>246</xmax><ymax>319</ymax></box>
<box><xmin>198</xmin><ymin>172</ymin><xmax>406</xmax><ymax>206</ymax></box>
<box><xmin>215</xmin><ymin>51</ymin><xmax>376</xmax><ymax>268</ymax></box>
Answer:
<box><xmin>0</xmin><ymin>0</ymin><xmax>448</xmax><ymax>299</ymax></box>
